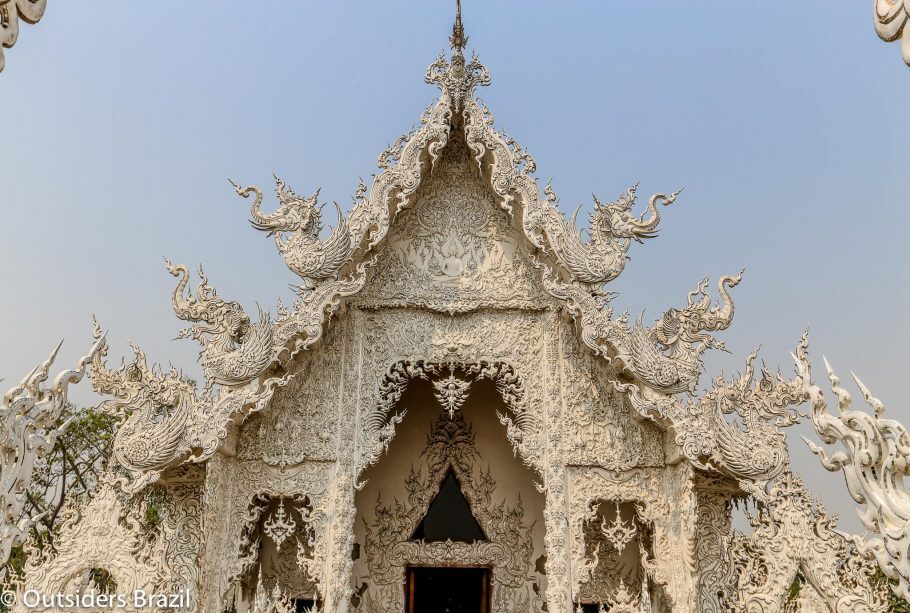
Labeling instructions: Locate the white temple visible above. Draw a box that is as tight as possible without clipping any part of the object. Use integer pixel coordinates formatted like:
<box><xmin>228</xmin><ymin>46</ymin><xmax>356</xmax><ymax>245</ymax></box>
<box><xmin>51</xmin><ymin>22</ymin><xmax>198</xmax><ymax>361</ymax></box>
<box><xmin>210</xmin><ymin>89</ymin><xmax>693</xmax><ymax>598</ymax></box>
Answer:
<box><xmin>3</xmin><ymin>5</ymin><xmax>910</xmax><ymax>613</ymax></box>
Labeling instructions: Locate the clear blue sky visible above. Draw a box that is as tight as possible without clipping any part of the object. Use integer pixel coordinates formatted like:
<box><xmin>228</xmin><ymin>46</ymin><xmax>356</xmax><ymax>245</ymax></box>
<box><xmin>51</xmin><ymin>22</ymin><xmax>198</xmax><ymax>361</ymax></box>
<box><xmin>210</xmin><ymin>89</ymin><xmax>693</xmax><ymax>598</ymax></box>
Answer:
<box><xmin>1</xmin><ymin>2</ymin><xmax>908</xmax><ymax>532</ymax></box>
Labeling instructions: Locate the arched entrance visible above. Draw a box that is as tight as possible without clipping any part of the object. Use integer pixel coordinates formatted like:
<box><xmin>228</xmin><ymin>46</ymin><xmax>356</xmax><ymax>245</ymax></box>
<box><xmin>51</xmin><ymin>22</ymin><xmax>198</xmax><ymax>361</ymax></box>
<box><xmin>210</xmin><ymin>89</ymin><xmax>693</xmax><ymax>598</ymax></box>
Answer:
<box><xmin>351</xmin><ymin>369</ymin><xmax>546</xmax><ymax>612</ymax></box>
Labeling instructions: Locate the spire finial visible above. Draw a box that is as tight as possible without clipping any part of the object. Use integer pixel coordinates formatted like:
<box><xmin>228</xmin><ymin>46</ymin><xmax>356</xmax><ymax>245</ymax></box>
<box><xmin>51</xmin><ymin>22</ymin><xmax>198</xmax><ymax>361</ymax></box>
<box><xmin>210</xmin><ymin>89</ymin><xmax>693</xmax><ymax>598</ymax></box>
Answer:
<box><xmin>450</xmin><ymin>0</ymin><xmax>467</xmax><ymax>54</ymax></box>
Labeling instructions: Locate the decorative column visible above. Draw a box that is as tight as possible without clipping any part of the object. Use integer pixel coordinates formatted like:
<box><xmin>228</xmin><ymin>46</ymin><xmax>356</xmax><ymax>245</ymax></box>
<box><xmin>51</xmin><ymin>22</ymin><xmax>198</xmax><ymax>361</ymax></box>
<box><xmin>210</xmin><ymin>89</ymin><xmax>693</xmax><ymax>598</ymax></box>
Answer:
<box><xmin>320</xmin><ymin>310</ymin><xmax>362</xmax><ymax>612</ymax></box>
<box><xmin>693</xmin><ymin>475</ymin><xmax>737</xmax><ymax>613</ymax></box>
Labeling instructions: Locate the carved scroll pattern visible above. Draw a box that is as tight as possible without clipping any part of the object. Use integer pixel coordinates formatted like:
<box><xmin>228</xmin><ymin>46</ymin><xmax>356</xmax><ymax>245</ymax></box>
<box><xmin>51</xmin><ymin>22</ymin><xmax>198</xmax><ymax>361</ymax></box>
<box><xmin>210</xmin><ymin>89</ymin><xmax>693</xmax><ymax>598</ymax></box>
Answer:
<box><xmin>576</xmin><ymin>501</ymin><xmax>648</xmax><ymax>606</ymax></box>
<box><xmin>693</xmin><ymin>478</ymin><xmax>737</xmax><ymax>613</ymax></box>
<box><xmin>237</xmin><ymin>324</ymin><xmax>345</xmax><ymax>466</ymax></box>
<box><xmin>316</xmin><ymin>307</ymin><xmax>560</xmax><ymax>610</ymax></box>
<box><xmin>20</xmin><ymin>469</ymin><xmax>204</xmax><ymax>612</ymax></box>
<box><xmin>199</xmin><ymin>455</ymin><xmax>332</xmax><ymax>611</ymax></box>
<box><xmin>729</xmin><ymin>473</ymin><xmax>888</xmax><ymax>612</ymax></box>
<box><xmin>353</xmin><ymin>309</ymin><xmax>549</xmax><ymax>480</ymax></box>
<box><xmin>557</xmin><ymin>325</ymin><xmax>664</xmax><ymax>470</ymax></box>
<box><xmin>355</xmin><ymin>130</ymin><xmax>547</xmax><ymax>313</ymax></box>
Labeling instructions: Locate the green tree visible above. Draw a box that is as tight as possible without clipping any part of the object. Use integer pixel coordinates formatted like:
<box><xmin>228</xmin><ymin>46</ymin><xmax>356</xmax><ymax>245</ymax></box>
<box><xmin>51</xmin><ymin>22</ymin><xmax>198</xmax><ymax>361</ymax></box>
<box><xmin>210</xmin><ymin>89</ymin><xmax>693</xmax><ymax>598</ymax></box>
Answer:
<box><xmin>2</xmin><ymin>404</ymin><xmax>116</xmax><ymax>579</ymax></box>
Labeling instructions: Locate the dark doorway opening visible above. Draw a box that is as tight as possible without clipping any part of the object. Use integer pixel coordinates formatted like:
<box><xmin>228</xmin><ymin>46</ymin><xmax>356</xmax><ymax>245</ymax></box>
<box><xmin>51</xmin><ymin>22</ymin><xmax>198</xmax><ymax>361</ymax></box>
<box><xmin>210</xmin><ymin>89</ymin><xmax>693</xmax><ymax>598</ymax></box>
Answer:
<box><xmin>405</xmin><ymin>566</ymin><xmax>491</xmax><ymax>613</ymax></box>
<box><xmin>293</xmin><ymin>599</ymin><xmax>317</xmax><ymax>612</ymax></box>
<box><xmin>411</xmin><ymin>468</ymin><xmax>486</xmax><ymax>542</ymax></box>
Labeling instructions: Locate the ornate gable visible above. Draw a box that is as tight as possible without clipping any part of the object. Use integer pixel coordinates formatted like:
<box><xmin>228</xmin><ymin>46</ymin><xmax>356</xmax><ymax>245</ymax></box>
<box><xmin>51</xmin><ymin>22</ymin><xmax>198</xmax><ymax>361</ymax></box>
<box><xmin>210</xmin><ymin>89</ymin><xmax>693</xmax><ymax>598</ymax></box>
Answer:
<box><xmin>85</xmin><ymin>3</ymin><xmax>760</xmax><ymax>509</ymax></box>
<box><xmin>355</xmin><ymin>131</ymin><xmax>548</xmax><ymax>312</ymax></box>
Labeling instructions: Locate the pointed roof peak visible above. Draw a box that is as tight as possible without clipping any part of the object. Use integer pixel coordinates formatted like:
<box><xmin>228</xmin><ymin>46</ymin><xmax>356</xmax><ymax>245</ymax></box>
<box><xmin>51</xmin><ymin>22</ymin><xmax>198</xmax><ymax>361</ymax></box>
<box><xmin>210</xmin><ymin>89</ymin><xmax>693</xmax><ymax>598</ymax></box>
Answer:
<box><xmin>450</xmin><ymin>0</ymin><xmax>468</xmax><ymax>56</ymax></box>
<box><xmin>425</xmin><ymin>0</ymin><xmax>489</xmax><ymax>108</ymax></box>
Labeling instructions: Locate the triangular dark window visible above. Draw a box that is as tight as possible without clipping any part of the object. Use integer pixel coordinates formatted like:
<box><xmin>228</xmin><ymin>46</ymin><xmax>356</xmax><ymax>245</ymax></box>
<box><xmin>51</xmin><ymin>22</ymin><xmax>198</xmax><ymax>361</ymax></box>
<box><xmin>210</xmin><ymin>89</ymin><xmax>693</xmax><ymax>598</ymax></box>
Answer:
<box><xmin>411</xmin><ymin>468</ymin><xmax>486</xmax><ymax>542</ymax></box>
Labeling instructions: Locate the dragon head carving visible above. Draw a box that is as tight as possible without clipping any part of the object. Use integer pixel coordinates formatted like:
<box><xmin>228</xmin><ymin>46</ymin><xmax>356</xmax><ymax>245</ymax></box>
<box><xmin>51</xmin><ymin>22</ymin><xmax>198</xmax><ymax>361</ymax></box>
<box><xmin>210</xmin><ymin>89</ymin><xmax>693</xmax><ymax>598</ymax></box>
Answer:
<box><xmin>257</xmin><ymin>176</ymin><xmax>323</xmax><ymax>239</ymax></box>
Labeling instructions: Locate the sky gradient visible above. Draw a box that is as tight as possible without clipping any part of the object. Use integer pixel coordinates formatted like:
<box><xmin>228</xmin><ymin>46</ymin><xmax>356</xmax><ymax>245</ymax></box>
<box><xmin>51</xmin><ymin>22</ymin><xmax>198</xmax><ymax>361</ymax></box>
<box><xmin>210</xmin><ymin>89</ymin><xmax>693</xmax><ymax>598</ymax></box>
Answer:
<box><xmin>1</xmin><ymin>2</ymin><xmax>908</xmax><ymax>532</ymax></box>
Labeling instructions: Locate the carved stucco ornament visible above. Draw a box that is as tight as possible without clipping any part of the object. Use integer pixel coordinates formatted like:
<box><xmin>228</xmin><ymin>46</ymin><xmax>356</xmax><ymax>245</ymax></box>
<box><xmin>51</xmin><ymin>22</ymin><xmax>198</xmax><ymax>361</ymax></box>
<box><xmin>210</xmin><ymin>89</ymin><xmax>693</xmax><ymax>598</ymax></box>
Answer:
<box><xmin>219</xmin><ymin>0</ymin><xmax>698</xmax><ymax>392</ymax></box>
<box><xmin>12</xmin><ymin>468</ymin><xmax>204</xmax><ymax>612</ymax></box>
<box><xmin>9</xmin><ymin>4</ymin><xmax>910</xmax><ymax>612</ymax></box>
<box><xmin>263</xmin><ymin>498</ymin><xmax>298</xmax><ymax>550</ymax></box>
<box><xmin>0</xmin><ymin>0</ymin><xmax>47</xmax><ymax>73</ymax></box>
<box><xmin>361</xmin><ymin>409</ymin><xmax>539</xmax><ymax>611</ymax></box>
<box><xmin>874</xmin><ymin>0</ymin><xmax>910</xmax><ymax>66</ymax></box>
<box><xmin>580</xmin><ymin>579</ymin><xmax>647</xmax><ymax>613</ymax></box>
<box><xmin>804</xmin><ymin>357</ymin><xmax>910</xmax><ymax>600</ymax></box>
<box><xmin>167</xmin><ymin>261</ymin><xmax>275</xmax><ymax>388</ymax></box>
<box><xmin>89</xmin><ymin>319</ymin><xmax>292</xmax><ymax>492</ymax></box>
<box><xmin>729</xmin><ymin>472</ymin><xmax>888</xmax><ymax>612</ymax></box>
<box><xmin>544</xmin><ymin>182</ymin><xmax>680</xmax><ymax>285</ymax></box>
<box><xmin>0</xmin><ymin>334</ymin><xmax>104</xmax><ymax>566</ymax></box>
<box><xmin>548</xmin><ymin>273</ymin><xmax>742</xmax><ymax>395</ymax></box>
<box><xmin>432</xmin><ymin>364</ymin><xmax>472</xmax><ymax>418</ymax></box>
<box><xmin>618</xmin><ymin>334</ymin><xmax>810</xmax><ymax>489</ymax></box>
<box><xmin>600</xmin><ymin>502</ymin><xmax>638</xmax><ymax>553</ymax></box>
<box><xmin>231</xmin><ymin>177</ymin><xmax>353</xmax><ymax>291</ymax></box>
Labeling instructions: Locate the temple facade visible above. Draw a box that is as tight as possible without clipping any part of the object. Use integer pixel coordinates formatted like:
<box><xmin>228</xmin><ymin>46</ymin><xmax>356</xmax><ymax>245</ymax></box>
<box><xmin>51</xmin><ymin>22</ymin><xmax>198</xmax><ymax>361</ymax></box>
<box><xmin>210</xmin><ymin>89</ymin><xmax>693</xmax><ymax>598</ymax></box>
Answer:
<box><xmin>6</xmin><ymin>7</ymin><xmax>900</xmax><ymax>613</ymax></box>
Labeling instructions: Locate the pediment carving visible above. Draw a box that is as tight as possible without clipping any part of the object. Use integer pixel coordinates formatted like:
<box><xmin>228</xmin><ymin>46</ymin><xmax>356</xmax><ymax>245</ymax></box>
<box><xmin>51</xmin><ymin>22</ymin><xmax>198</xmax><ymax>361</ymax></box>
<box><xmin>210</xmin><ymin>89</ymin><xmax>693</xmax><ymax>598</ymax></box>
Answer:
<box><xmin>356</xmin><ymin>132</ymin><xmax>548</xmax><ymax>313</ymax></box>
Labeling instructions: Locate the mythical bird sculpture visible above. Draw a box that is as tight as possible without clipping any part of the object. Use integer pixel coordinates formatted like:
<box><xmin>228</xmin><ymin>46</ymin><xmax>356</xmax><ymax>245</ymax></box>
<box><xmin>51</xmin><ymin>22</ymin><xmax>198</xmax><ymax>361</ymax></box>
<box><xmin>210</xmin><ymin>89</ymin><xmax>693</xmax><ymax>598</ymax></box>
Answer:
<box><xmin>0</xmin><ymin>333</ymin><xmax>104</xmax><ymax>564</ymax></box>
<box><xmin>622</xmin><ymin>334</ymin><xmax>810</xmax><ymax>488</ymax></box>
<box><xmin>703</xmin><ymin>335</ymin><xmax>808</xmax><ymax>486</ymax></box>
<box><xmin>549</xmin><ymin>273</ymin><xmax>740</xmax><ymax>395</ymax></box>
<box><xmin>548</xmin><ymin>183</ymin><xmax>680</xmax><ymax>285</ymax></box>
<box><xmin>803</xmin><ymin>357</ymin><xmax>910</xmax><ymax>600</ymax></box>
<box><xmin>90</xmin><ymin>321</ymin><xmax>197</xmax><ymax>492</ymax></box>
<box><xmin>89</xmin><ymin>319</ymin><xmax>288</xmax><ymax>493</ymax></box>
<box><xmin>166</xmin><ymin>261</ymin><xmax>274</xmax><ymax>387</ymax></box>
<box><xmin>232</xmin><ymin>176</ymin><xmax>352</xmax><ymax>289</ymax></box>
<box><xmin>631</xmin><ymin>272</ymin><xmax>742</xmax><ymax>394</ymax></box>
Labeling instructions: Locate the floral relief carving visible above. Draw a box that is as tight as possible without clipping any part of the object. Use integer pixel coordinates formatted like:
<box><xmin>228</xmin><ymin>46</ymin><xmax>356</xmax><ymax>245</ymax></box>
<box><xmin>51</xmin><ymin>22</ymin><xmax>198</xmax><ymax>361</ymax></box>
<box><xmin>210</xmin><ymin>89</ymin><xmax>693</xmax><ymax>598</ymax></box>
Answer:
<box><xmin>693</xmin><ymin>476</ymin><xmax>738</xmax><ymax>613</ymax></box>
<box><xmin>356</xmin><ymin>131</ymin><xmax>547</xmax><ymax>313</ymax></box>
<box><xmin>238</xmin><ymin>323</ymin><xmax>346</xmax><ymax>466</ymax></box>
<box><xmin>353</xmin><ymin>309</ymin><xmax>550</xmax><ymax>481</ymax></box>
<box><xmin>568</xmin><ymin>465</ymin><xmax>699</xmax><ymax>612</ymax></box>
<box><xmin>576</xmin><ymin>500</ymin><xmax>651</xmax><ymax>608</ymax></box>
<box><xmin>557</xmin><ymin>326</ymin><xmax>665</xmax><ymax>470</ymax></box>
<box><xmin>198</xmin><ymin>454</ymin><xmax>332</xmax><ymax>611</ymax></box>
